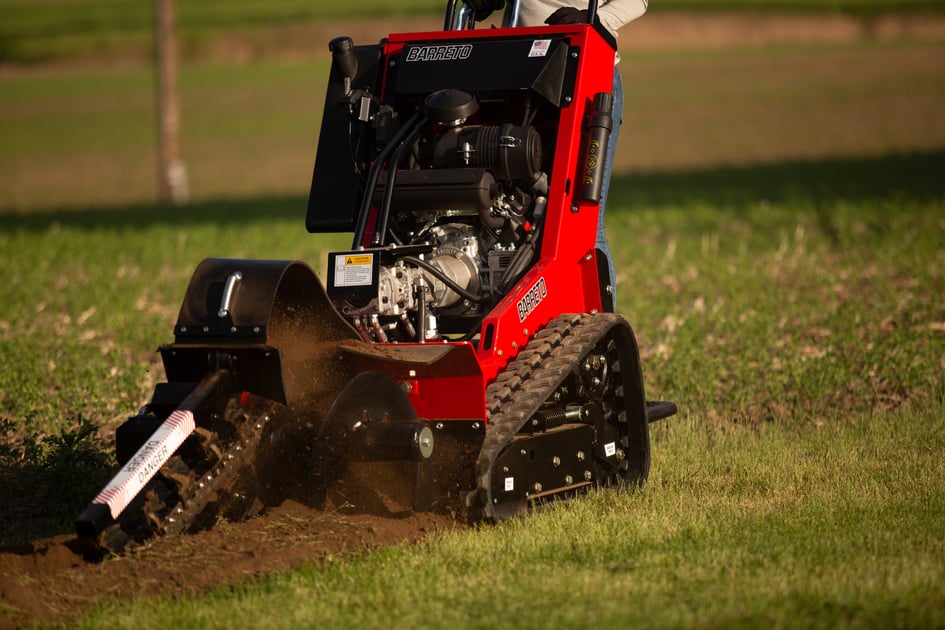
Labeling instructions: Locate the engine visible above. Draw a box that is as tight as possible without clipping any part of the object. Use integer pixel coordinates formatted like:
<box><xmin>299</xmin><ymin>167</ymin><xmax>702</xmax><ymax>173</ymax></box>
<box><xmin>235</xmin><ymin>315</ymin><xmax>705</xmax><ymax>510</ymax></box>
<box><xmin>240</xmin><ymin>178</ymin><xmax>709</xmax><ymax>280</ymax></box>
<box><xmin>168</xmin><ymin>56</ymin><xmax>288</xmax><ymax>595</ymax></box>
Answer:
<box><xmin>326</xmin><ymin>89</ymin><xmax>550</xmax><ymax>342</ymax></box>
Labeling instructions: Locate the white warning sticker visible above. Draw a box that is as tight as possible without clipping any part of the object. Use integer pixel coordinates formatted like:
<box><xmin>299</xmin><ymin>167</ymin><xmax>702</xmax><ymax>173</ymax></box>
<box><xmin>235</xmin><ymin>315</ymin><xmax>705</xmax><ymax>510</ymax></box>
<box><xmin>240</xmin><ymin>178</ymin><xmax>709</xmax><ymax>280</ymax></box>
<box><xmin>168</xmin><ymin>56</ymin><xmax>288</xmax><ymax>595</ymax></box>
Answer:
<box><xmin>528</xmin><ymin>39</ymin><xmax>551</xmax><ymax>58</ymax></box>
<box><xmin>334</xmin><ymin>253</ymin><xmax>374</xmax><ymax>287</ymax></box>
<box><xmin>604</xmin><ymin>441</ymin><xmax>616</xmax><ymax>457</ymax></box>
<box><xmin>504</xmin><ymin>477</ymin><xmax>515</xmax><ymax>492</ymax></box>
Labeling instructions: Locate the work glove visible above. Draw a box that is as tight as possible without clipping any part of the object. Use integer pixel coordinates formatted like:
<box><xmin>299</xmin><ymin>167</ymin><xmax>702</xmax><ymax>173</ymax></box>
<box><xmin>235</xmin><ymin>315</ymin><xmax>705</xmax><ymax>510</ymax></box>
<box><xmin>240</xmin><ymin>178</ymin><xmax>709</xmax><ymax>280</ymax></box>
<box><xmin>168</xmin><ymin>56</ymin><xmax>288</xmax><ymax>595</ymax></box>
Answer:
<box><xmin>465</xmin><ymin>0</ymin><xmax>505</xmax><ymax>21</ymax></box>
<box><xmin>545</xmin><ymin>7</ymin><xmax>586</xmax><ymax>24</ymax></box>
<box><xmin>545</xmin><ymin>7</ymin><xmax>618</xmax><ymax>50</ymax></box>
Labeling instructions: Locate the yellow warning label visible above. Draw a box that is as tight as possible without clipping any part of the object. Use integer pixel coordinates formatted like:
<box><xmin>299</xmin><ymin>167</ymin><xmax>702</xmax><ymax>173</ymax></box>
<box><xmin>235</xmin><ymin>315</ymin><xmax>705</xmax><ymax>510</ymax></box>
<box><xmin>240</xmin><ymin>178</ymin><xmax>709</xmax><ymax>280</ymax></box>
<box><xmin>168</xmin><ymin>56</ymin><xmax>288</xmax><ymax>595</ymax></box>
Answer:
<box><xmin>344</xmin><ymin>254</ymin><xmax>373</xmax><ymax>265</ymax></box>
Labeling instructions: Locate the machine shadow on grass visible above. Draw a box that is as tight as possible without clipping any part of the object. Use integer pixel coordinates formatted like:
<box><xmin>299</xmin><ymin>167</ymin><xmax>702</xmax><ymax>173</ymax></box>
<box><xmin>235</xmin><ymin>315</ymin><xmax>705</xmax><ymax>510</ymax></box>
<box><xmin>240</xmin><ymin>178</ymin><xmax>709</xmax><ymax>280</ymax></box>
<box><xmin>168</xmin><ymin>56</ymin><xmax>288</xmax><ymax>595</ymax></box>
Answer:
<box><xmin>1</xmin><ymin>149</ymin><xmax>943</xmax><ymax>234</ymax></box>
<box><xmin>614</xmin><ymin>149</ymin><xmax>945</xmax><ymax>213</ymax></box>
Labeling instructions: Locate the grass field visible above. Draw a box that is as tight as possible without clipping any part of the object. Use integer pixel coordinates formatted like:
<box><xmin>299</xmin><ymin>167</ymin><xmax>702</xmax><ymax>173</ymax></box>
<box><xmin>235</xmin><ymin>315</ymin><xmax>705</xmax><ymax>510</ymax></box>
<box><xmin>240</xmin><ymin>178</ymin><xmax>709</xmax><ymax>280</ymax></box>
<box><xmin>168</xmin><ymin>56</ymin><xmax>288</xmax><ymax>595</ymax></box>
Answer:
<box><xmin>40</xmin><ymin>157</ymin><xmax>941</xmax><ymax>628</ymax></box>
<box><xmin>74</xmin><ymin>410</ymin><xmax>945</xmax><ymax>629</ymax></box>
<box><xmin>1</xmin><ymin>6</ymin><xmax>944</xmax><ymax>629</ymax></box>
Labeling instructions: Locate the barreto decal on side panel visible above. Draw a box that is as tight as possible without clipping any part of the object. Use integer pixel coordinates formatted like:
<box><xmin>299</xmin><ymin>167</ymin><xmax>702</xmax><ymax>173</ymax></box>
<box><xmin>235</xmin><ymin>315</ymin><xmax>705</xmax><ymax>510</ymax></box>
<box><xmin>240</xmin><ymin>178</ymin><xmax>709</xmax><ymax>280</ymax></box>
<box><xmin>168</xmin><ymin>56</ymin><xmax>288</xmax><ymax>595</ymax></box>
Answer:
<box><xmin>517</xmin><ymin>277</ymin><xmax>548</xmax><ymax>323</ymax></box>
<box><xmin>404</xmin><ymin>44</ymin><xmax>473</xmax><ymax>62</ymax></box>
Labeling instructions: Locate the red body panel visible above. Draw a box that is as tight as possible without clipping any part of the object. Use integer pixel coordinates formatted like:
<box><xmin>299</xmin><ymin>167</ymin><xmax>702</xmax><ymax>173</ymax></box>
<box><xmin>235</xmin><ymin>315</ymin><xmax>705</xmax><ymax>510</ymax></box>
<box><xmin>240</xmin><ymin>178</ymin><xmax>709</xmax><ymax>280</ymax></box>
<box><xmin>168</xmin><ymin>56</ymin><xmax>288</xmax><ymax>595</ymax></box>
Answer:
<box><xmin>337</xmin><ymin>340</ymin><xmax>485</xmax><ymax>421</ymax></box>
<box><xmin>363</xmin><ymin>24</ymin><xmax>616</xmax><ymax>421</ymax></box>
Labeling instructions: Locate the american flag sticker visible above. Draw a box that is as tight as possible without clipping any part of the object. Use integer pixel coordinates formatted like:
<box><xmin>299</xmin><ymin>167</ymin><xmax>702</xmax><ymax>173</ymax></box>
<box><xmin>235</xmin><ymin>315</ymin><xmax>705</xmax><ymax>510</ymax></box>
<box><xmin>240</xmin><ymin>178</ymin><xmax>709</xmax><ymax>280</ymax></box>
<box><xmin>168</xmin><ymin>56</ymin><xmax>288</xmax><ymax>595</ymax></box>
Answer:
<box><xmin>528</xmin><ymin>39</ymin><xmax>551</xmax><ymax>58</ymax></box>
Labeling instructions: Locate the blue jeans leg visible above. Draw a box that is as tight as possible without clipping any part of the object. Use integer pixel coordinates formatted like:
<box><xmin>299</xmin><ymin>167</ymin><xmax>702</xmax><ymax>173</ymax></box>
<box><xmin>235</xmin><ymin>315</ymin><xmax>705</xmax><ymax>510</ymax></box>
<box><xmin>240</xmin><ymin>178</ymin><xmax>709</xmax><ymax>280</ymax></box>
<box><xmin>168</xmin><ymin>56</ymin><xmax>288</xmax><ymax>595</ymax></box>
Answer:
<box><xmin>597</xmin><ymin>67</ymin><xmax>622</xmax><ymax>306</ymax></box>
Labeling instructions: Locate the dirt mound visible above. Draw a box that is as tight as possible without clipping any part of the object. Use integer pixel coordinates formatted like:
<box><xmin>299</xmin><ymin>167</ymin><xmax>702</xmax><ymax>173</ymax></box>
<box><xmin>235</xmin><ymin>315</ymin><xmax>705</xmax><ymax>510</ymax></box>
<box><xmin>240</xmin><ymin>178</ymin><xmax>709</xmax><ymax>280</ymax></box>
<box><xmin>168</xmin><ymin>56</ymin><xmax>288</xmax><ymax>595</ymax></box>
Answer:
<box><xmin>0</xmin><ymin>502</ymin><xmax>461</xmax><ymax>628</ymax></box>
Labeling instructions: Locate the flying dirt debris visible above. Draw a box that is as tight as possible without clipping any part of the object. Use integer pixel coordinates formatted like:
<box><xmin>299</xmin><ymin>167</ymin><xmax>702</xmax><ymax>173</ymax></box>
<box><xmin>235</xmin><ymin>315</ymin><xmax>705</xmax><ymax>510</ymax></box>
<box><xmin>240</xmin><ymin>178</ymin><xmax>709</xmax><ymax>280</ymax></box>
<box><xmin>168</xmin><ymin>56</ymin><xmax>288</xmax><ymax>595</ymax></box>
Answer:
<box><xmin>76</xmin><ymin>0</ymin><xmax>676</xmax><ymax>553</ymax></box>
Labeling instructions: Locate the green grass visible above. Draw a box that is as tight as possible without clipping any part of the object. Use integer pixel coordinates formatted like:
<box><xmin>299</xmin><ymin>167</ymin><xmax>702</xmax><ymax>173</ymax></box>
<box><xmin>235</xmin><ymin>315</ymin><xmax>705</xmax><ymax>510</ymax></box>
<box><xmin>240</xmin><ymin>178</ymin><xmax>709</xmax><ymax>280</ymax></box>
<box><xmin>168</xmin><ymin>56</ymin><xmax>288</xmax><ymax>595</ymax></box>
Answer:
<box><xmin>0</xmin><ymin>415</ymin><xmax>112</xmax><ymax>542</ymax></box>
<box><xmin>611</xmin><ymin>154</ymin><xmax>945</xmax><ymax>425</ymax></box>
<box><xmin>0</xmin><ymin>60</ymin><xmax>332</xmax><ymax>210</ymax></box>
<box><xmin>74</xmin><ymin>405</ymin><xmax>945</xmax><ymax>628</ymax></box>
<box><xmin>0</xmin><ymin>200</ymin><xmax>350</xmax><ymax>435</ymax></box>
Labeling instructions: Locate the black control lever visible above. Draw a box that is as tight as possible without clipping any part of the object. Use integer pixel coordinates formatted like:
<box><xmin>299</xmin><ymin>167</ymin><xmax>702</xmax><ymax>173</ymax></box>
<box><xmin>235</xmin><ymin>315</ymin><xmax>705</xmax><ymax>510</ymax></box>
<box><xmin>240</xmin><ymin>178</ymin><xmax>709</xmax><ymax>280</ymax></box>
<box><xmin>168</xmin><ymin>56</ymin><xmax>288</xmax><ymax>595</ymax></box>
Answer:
<box><xmin>329</xmin><ymin>36</ymin><xmax>358</xmax><ymax>93</ymax></box>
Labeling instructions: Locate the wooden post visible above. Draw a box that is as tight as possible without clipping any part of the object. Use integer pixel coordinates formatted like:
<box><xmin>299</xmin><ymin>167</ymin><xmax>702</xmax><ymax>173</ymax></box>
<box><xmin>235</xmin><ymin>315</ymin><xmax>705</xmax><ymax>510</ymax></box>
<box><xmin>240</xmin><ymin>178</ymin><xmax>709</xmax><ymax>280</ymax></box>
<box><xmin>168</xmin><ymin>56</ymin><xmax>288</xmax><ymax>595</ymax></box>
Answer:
<box><xmin>155</xmin><ymin>0</ymin><xmax>188</xmax><ymax>205</ymax></box>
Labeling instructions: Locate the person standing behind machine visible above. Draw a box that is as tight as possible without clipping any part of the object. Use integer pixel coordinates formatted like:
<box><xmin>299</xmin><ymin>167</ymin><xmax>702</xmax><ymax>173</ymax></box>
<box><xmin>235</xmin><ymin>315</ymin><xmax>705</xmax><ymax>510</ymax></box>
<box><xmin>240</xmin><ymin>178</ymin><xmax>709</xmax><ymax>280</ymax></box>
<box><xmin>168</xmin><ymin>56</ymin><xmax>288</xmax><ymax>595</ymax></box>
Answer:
<box><xmin>465</xmin><ymin>0</ymin><xmax>648</xmax><ymax>309</ymax></box>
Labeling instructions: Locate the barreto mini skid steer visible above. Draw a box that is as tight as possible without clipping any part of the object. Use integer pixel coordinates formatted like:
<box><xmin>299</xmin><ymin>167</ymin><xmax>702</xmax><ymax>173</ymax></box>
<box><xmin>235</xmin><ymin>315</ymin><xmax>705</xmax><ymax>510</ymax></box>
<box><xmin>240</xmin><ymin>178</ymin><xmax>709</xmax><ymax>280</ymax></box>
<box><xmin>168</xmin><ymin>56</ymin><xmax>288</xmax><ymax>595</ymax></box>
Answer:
<box><xmin>77</xmin><ymin>0</ymin><xmax>676</xmax><ymax>550</ymax></box>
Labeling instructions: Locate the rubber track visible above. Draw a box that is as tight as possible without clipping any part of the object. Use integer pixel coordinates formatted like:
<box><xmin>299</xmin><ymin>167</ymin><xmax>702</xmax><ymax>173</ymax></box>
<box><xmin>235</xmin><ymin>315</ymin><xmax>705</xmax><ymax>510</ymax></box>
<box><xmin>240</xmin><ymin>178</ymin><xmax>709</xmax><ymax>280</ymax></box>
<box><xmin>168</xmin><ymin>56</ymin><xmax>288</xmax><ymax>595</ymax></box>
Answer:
<box><xmin>476</xmin><ymin>312</ymin><xmax>625</xmax><ymax>520</ymax></box>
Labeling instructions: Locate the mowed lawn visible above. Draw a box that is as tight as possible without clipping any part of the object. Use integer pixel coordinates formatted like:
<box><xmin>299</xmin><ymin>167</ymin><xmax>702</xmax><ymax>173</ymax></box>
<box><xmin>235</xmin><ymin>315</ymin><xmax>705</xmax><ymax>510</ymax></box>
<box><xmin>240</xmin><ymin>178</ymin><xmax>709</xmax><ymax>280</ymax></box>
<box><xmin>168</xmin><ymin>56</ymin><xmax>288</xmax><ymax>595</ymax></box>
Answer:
<box><xmin>1</xmin><ymin>11</ymin><xmax>944</xmax><ymax>629</ymax></box>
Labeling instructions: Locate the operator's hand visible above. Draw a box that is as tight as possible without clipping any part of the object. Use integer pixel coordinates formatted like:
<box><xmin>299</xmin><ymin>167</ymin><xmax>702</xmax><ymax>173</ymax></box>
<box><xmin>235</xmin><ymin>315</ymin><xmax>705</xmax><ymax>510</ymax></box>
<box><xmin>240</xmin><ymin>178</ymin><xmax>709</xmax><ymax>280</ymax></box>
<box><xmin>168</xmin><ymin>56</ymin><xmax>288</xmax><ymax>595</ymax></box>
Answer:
<box><xmin>465</xmin><ymin>0</ymin><xmax>505</xmax><ymax>21</ymax></box>
<box><xmin>545</xmin><ymin>6</ymin><xmax>618</xmax><ymax>50</ymax></box>
<box><xmin>544</xmin><ymin>7</ymin><xmax>587</xmax><ymax>24</ymax></box>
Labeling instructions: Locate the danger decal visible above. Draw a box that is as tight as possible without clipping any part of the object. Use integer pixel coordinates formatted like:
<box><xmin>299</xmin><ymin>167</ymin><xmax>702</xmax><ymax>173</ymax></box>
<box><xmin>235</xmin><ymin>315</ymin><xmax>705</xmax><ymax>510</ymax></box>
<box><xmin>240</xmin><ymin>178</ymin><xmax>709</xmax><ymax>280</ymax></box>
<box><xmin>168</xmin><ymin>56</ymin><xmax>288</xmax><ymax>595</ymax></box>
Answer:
<box><xmin>516</xmin><ymin>277</ymin><xmax>548</xmax><ymax>323</ymax></box>
<box><xmin>92</xmin><ymin>409</ymin><xmax>195</xmax><ymax>519</ymax></box>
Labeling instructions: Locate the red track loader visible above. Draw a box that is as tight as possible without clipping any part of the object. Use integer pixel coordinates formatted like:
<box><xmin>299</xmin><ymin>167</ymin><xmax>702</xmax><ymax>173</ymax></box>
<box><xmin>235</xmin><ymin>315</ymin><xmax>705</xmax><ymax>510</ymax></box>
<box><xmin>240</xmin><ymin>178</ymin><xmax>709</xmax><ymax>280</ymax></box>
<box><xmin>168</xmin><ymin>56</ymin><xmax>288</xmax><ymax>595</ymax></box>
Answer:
<box><xmin>77</xmin><ymin>0</ymin><xmax>676</xmax><ymax>549</ymax></box>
